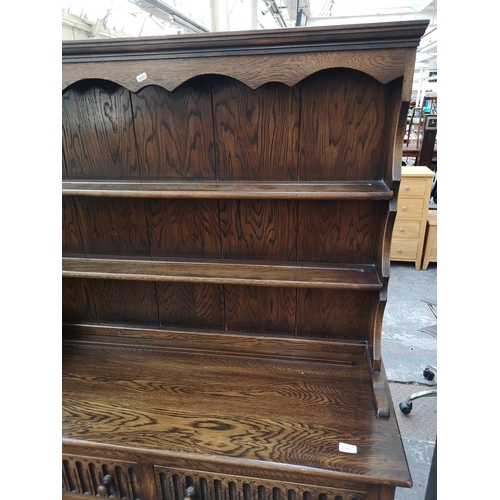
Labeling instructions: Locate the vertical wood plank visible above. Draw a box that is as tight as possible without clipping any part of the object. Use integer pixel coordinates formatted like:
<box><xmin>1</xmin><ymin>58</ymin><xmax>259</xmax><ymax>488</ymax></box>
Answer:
<box><xmin>157</xmin><ymin>282</ymin><xmax>225</xmax><ymax>329</ymax></box>
<box><xmin>62</xmin><ymin>148</ymin><xmax>69</xmax><ymax>179</ymax></box>
<box><xmin>300</xmin><ymin>68</ymin><xmax>386</xmax><ymax>181</ymax></box>
<box><xmin>62</xmin><ymin>278</ymin><xmax>98</xmax><ymax>323</ymax></box>
<box><xmin>225</xmin><ymin>286</ymin><xmax>296</xmax><ymax>334</ymax></box>
<box><xmin>131</xmin><ymin>80</ymin><xmax>216</xmax><ymax>180</ymax></box>
<box><xmin>145</xmin><ymin>199</ymin><xmax>221</xmax><ymax>259</ymax></box>
<box><xmin>297</xmin><ymin>200</ymin><xmax>384</xmax><ymax>264</ymax></box>
<box><xmin>62</xmin><ymin>81</ymin><xmax>140</xmax><ymax>180</ymax></box>
<box><xmin>74</xmin><ymin>197</ymin><xmax>151</xmax><ymax>256</ymax></box>
<box><xmin>137</xmin><ymin>461</ymin><xmax>157</xmax><ymax>500</ymax></box>
<box><xmin>220</xmin><ymin>199</ymin><xmax>297</xmax><ymax>261</ymax></box>
<box><xmin>92</xmin><ymin>279</ymin><xmax>159</xmax><ymax>325</ymax></box>
<box><xmin>297</xmin><ymin>288</ymin><xmax>377</xmax><ymax>340</ymax></box>
<box><xmin>213</xmin><ymin>78</ymin><xmax>300</xmax><ymax>181</ymax></box>
<box><xmin>63</xmin><ymin>197</ymin><xmax>85</xmax><ymax>255</ymax></box>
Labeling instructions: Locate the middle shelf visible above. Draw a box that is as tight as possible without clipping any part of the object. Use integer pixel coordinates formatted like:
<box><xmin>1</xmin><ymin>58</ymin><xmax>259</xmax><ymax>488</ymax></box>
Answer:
<box><xmin>62</xmin><ymin>180</ymin><xmax>393</xmax><ymax>200</ymax></box>
<box><xmin>62</xmin><ymin>256</ymin><xmax>383</xmax><ymax>289</ymax></box>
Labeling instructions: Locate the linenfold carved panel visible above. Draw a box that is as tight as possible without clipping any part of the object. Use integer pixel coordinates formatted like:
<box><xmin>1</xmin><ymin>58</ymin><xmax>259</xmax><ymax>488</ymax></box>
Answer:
<box><xmin>62</xmin><ymin>454</ymin><xmax>141</xmax><ymax>498</ymax></box>
<box><xmin>154</xmin><ymin>467</ymin><xmax>366</xmax><ymax>500</ymax></box>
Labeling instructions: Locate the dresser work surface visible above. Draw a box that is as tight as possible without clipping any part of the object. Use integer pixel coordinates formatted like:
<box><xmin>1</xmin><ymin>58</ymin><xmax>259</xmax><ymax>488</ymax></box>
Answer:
<box><xmin>62</xmin><ymin>331</ymin><xmax>410</xmax><ymax>482</ymax></box>
<box><xmin>62</xmin><ymin>20</ymin><xmax>428</xmax><ymax>500</ymax></box>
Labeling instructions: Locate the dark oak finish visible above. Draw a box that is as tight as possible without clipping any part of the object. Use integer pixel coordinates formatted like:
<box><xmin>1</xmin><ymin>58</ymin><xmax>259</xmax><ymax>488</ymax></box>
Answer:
<box><xmin>62</xmin><ymin>21</ymin><xmax>427</xmax><ymax>500</ymax></box>
<box><xmin>62</xmin><ymin>81</ymin><xmax>140</xmax><ymax>180</ymax></box>
<box><xmin>62</xmin><ymin>197</ymin><xmax>84</xmax><ymax>254</ymax></box>
<box><xmin>61</xmin><ymin>257</ymin><xmax>383</xmax><ymax>289</ymax></box>
<box><xmin>62</xmin><ymin>338</ymin><xmax>409</xmax><ymax>479</ymax></box>
<box><xmin>72</xmin><ymin>197</ymin><xmax>150</xmax><ymax>256</ymax></box>
<box><xmin>299</xmin><ymin>69</ymin><xmax>387</xmax><ymax>181</ymax></box>
<box><xmin>219</xmin><ymin>199</ymin><xmax>297</xmax><ymax>261</ymax></box>
<box><xmin>62</xmin><ymin>179</ymin><xmax>394</xmax><ymax>199</ymax></box>
<box><xmin>130</xmin><ymin>81</ymin><xmax>216</xmax><ymax>180</ymax></box>
<box><xmin>146</xmin><ymin>199</ymin><xmax>222</xmax><ymax>259</ymax></box>
<box><xmin>213</xmin><ymin>77</ymin><xmax>300</xmax><ymax>181</ymax></box>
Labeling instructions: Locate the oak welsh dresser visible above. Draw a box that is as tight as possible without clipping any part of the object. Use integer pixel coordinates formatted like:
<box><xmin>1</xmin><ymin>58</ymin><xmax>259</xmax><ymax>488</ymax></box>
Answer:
<box><xmin>62</xmin><ymin>20</ymin><xmax>429</xmax><ymax>500</ymax></box>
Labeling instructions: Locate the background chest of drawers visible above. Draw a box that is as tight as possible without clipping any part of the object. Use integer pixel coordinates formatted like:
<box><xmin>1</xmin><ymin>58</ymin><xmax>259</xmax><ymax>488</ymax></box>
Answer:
<box><xmin>422</xmin><ymin>209</ymin><xmax>438</xmax><ymax>270</ymax></box>
<box><xmin>390</xmin><ymin>166</ymin><xmax>435</xmax><ymax>270</ymax></box>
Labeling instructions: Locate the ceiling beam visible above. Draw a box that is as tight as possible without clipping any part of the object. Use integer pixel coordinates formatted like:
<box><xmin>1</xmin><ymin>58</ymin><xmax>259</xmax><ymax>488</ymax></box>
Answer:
<box><xmin>128</xmin><ymin>0</ymin><xmax>209</xmax><ymax>33</ymax></box>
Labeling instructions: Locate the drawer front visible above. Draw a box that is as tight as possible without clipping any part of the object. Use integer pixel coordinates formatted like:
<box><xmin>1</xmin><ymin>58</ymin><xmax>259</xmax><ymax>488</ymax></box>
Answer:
<box><xmin>396</xmin><ymin>198</ymin><xmax>424</xmax><ymax>219</ymax></box>
<box><xmin>154</xmin><ymin>467</ymin><xmax>366</xmax><ymax>500</ymax></box>
<box><xmin>62</xmin><ymin>454</ymin><xmax>142</xmax><ymax>499</ymax></box>
<box><xmin>391</xmin><ymin>240</ymin><xmax>418</xmax><ymax>260</ymax></box>
<box><xmin>399</xmin><ymin>178</ymin><xmax>428</xmax><ymax>197</ymax></box>
<box><xmin>392</xmin><ymin>220</ymin><xmax>421</xmax><ymax>240</ymax></box>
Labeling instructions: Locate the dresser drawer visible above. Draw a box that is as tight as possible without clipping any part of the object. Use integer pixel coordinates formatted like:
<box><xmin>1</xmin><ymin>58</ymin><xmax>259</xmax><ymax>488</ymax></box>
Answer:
<box><xmin>399</xmin><ymin>178</ymin><xmax>429</xmax><ymax>197</ymax></box>
<box><xmin>390</xmin><ymin>240</ymin><xmax>419</xmax><ymax>260</ymax></box>
<box><xmin>396</xmin><ymin>198</ymin><xmax>424</xmax><ymax>219</ymax></box>
<box><xmin>392</xmin><ymin>220</ymin><xmax>421</xmax><ymax>240</ymax></box>
<box><xmin>62</xmin><ymin>454</ymin><xmax>142</xmax><ymax>499</ymax></box>
<box><xmin>154</xmin><ymin>467</ymin><xmax>366</xmax><ymax>500</ymax></box>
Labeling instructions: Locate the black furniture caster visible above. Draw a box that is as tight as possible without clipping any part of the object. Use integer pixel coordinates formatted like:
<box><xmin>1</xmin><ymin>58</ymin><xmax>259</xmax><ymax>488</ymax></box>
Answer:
<box><xmin>423</xmin><ymin>367</ymin><xmax>435</xmax><ymax>381</ymax></box>
<box><xmin>399</xmin><ymin>401</ymin><xmax>413</xmax><ymax>414</ymax></box>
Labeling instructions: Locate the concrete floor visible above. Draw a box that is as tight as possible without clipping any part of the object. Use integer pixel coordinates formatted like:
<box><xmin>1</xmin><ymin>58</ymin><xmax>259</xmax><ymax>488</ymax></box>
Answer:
<box><xmin>382</xmin><ymin>261</ymin><xmax>437</xmax><ymax>500</ymax></box>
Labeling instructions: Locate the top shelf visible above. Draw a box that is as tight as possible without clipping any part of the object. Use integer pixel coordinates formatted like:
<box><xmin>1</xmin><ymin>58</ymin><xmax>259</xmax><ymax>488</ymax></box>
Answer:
<box><xmin>62</xmin><ymin>180</ymin><xmax>393</xmax><ymax>200</ymax></box>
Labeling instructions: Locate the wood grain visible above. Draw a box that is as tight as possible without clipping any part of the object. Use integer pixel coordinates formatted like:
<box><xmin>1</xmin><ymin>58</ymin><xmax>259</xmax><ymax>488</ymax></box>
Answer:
<box><xmin>297</xmin><ymin>200</ymin><xmax>385</xmax><ymax>264</ymax></box>
<box><xmin>59</xmin><ymin>22</ymin><xmax>426</xmax><ymax>498</ymax></box>
<box><xmin>63</xmin><ymin>324</ymin><xmax>367</xmax><ymax>361</ymax></box>
<box><xmin>62</xmin><ymin>257</ymin><xmax>383</xmax><ymax>290</ymax></box>
<box><xmin>74</xmin><ymin>197</ymin><xmax>151</xmax><ymax>256</ymax></box>
<box><xmin>145</xmin><ymin>199</ymin><xmax>221</xmax><ymax>259</ymax></box>
<box><xmin>62</xmin><ymin>341</ymin><xmax>411</xmax><ymax>485</ymax></box>
<box><xmin>213</xmin><ymin>77</ymin><xmax>299</xmax><ymax>181</ymax></box>
<box><xmin>220</xmin><ymin>199</ymin><xmax>296</xmax><ymax>261</ymax></box>
<box><xmin>62</xmin><ymin>49</ymin><xmax>415</xmax><ymax>94</ymax></box>
<box><xmin>225</xmin><ymin>286</ymin><xmax>296</xmax><ymax>334</ymax></box>
<box><xmin>62</xmin><ymin>453</ymin><xmax>141</xmax><ymax>498</ymax></box>
<box><xmin>297</xmin><ymin>289</ymin><xmax>377</xmax><ymax>340</ymax></box>
<box><xmin>61</xmin><ymin>180</ymin><xmax>393</xmax><ymax>199</ymax></box>
<box><xmin>153</xmin><ymin>467</ymin><xmax>368</xmax><ymax>500</ymax></box>
<box><xmin>91</xmin><ymin>279</ymin><xmax>159</xmax><ymax>325</ymax></box>
<box><xmin>131</xmin><ymin>81</ymin><xmax>216</xmax><ymax>180</ymax></box>
<box><xmin>62</xmin><ymin>278</ymin><xmax>98</xmax><ymax>323</ymax></box>
<box><xmin>62</xmin><ymin>197</ymin><xmax>84</xmax><ymax>255</ymax></box>
<box><xmin>300</xmin><ymin>68</ymin><xmax>387</xmax><ymax>181</ymax></box>
<box><xmin>156</xmin><ymin>282</ymin><xmax>225</xmax><ymax>329</ymax></box>
<box><xmin>62</xmin><ymin>148</ymin><xmax>69</xmax><ymax>179</ymax></box>
<box><xmin>62</xmin><ymin>80</ymin><xmax>140</xmax><ymax>180</ymax></box>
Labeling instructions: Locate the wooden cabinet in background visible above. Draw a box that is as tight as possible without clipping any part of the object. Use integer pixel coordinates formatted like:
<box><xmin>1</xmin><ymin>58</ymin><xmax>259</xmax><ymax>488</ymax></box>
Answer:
<box><xmin>391</xmin><ymin>166</ymin><xmax>435</xmax><ymax>269</ymax></box>
<box><xmin>62</xmin><ymin>20</ymin><xmax>428</xmax><ymax>500</ymax></box>
<box><xmin>422</xmin><ymin>209</ymin><xmax>438</xmax><ymax>270</ymax></box>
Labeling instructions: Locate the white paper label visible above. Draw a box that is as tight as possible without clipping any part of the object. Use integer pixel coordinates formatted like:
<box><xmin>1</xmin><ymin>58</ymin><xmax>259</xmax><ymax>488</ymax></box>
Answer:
<box><xmin>339</xmin><ymin>442</ymin><xmax>357</xmax><ymax>454</ymax></box>
<box><xmin>136</xmin><ymin>72</ymin><xmax>147</xmax><ymax>82</ymax></box>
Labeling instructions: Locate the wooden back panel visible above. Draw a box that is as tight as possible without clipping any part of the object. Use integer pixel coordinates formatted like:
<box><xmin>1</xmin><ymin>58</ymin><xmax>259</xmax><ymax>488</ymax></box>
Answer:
<box><xmin>62</xmin><ymin>71</ymin><xmax>395</xmax><ymax>344</ymax></box>
<box><xmin>63</xmin><ymin>21</ymin><xmax>429</xmax><ymax>366</ymax></box>
<box><xmin>63</xmin><ymin>277</ymin><xmax>377</xmax><ymax>341</ymax></box>
<box><xmin>63</xmin><ymin>70</ymin><xmax>393</xmax><ymax>182</ymax></box>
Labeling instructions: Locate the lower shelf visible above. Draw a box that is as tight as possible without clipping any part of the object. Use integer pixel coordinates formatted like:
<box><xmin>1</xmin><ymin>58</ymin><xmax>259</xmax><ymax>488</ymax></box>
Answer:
<box><xmin>62</xmin><ymin>328</ymin><xmax>411</xmax><ymax>496</ymax></box>
<box><xmin>62</xmin><ymin>256</ymin><xmax>383</xmax><ymax>290</ymax></box>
